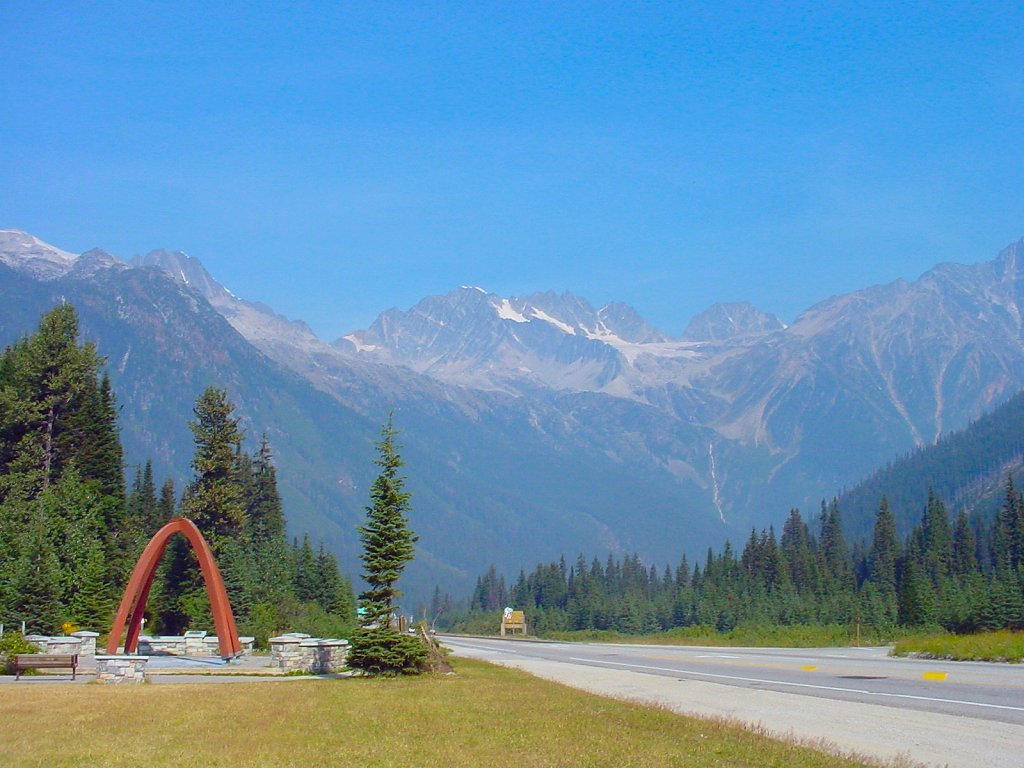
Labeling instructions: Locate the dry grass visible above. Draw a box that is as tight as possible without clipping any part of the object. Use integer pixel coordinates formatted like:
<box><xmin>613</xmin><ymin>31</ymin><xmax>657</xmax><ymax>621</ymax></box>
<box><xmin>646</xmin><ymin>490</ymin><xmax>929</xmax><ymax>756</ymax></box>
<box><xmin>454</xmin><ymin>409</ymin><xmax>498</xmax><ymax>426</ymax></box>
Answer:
<box><xmin>0</xmin><ymin>658</ymin><xmax>878</xmax><ymax>768</ymax></box>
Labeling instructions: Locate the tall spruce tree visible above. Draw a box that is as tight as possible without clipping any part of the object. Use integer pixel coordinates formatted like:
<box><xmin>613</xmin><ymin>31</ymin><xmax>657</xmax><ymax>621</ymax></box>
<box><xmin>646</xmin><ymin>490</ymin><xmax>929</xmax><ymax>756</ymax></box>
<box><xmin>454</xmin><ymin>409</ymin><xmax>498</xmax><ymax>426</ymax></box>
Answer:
<box><xmin>356</xmin><ymin>415</ymin><xmax>417</xmax><ymax>625</ymax></box>
<box><xmin>868</xmin><ymin>499</ymin><xmax>899</xmax><ymax>589</ymax></box>
<box><xmin>247</xmin><ymin>435</ymin><xmax>285</xmax><ymax>544</ymax></box>
<box><xmin>348</xmin><ymin>414</ymin><xmax>424</xmax><ymax>675</ymax></box>
<box><xmin>182</xmin><ymin>387</ymin><xmax>244</xmax><ymax>545</ymax></box>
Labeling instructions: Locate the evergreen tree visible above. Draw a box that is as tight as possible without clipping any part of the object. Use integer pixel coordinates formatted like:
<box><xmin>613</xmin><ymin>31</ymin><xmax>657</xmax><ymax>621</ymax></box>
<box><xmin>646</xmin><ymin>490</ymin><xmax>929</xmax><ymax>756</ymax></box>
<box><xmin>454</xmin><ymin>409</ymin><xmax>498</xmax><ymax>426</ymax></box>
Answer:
<box><xmin>0</xmin><ymin>304</ymin><xmax>105</xmax><ymax>495</ymax></box>
<box><xmin>181</xmin><ymin>387</ymin><xmax>244</xmax><ymax>545</ymax></box>
<box><xmin>348</xmin><ymin>414</ymin><xmax>423</xmax><ymax>675</ymax></box>
<box><xmin>819</xmin><ymin>499</ymin><xmax>852</xmax><ymax>589</ymax></box>
<box><xmin>8</xmin><ymin>509</ymin><xmax>62</xmax><ymax>633</ymax></box>
<box><xmin>356</xmin><ymin>415</ymin><xmax>417</xmax><ymax>627</ymax></box>
<box><xmin>246</xmin><ymin>435</ymin><xmax>285</xmax><ymax>544</ymax></box>
<box><xmin>780</xmin><ymin>509</ymin><xmax>816</xmax><ymax>593</ymax></box>
<box><xmin>126</xmin><ymin>459</ymin><xmax>159</xmax><ymax>538</ymax></box>
<box><xmin>293</xmin><ymin>534</ymin><xmax>319</xmax><ymax>603</ymax></box>
<box><xmin>898</xmin><ymin>542</ymin><xmax>935</xmax><ymax>627</ymax></box>
<box><xmin>868</xmin><ymin>498</ymin><xmax>898</xmax><ymax>588</ymax></box>
<box><xmin>921</xmin><ymin>490</ymin><xmax>953</xmax><ymax>585</ymax></box>
<box><xmin>157</xmin><ymin>478</ymin><xmax>177</xmax><ymax>529</ymax></box>
<box><xmin>992</xmin><ymin>476</ymin><xmax>1023</xmax><ymax>576</ymax></box>
<box><xmin>951</xmin><ymin>509</ymin><xmax>978</xmax><ymax>579</ymax></box>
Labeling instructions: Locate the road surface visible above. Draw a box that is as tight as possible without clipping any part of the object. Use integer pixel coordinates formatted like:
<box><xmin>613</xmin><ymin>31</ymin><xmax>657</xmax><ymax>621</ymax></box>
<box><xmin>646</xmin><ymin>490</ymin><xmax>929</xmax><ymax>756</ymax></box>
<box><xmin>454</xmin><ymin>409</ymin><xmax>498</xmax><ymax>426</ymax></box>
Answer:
<box><xmin>442</xmin><ymin>635</ymin><xmax>1024</xmax><ymax>768</ymax></box>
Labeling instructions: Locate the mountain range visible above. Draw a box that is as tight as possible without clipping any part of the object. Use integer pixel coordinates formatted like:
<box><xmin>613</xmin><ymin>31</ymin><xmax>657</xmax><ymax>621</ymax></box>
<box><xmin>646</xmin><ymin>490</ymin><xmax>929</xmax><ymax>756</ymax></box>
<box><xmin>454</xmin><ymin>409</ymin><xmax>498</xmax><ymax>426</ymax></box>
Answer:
<box><xmin>3</xmin><ymin>227</ymin><xmax>1024</xmax><ymax>606</ymax></box>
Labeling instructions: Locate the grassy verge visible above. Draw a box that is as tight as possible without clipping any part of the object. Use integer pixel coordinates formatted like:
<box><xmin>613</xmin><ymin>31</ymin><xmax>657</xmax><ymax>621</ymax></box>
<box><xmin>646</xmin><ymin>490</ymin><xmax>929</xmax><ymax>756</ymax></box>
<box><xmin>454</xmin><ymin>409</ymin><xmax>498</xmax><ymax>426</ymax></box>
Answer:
<box><xmin>891</xmin><ymin>629</ymin><xmax>1024</xmax><ymax>662</ymax></box>
<box><xmin>544</xmin><ymin>623</ymin><xmax>909</xmax><ymax>648</ymax></box>
<box><xmin>0</xmin><ymin>658</ymin><xmax>881</xmax><ymax>768</ymax></box>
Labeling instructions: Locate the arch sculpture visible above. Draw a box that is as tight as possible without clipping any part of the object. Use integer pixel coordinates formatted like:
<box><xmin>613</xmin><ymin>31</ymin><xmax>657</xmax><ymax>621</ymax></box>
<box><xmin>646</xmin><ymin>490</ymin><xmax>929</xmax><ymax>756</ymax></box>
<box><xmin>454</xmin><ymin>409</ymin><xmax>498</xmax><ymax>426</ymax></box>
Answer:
<box><xmin>106</xmin><ymin>516</ymin><xmax>242</xmax><ymax>659</ymax></box>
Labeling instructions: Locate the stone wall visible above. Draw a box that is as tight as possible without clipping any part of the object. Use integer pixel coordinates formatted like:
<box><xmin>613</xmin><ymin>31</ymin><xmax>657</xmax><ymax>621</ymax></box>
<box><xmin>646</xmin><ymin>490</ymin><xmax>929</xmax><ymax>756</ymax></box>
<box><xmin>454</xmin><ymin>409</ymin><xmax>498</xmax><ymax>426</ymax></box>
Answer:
<box><xmin>26</xmin><ymin>630</ymin><xmax>254</xmax><ymax>658</ymax></box>
<box><xmin>95</xmin><ymin>655</ymin><xmax>148</xmax><ymax>684</ymax></box>
<box><xmin>135</xmin><ymin>630</ymin><xmax>255</xmax><ymax>657</ymax></box>
<box><xmin>26</xmin><ymin>635</ymin><xmax>82</xmax><ymax>656</ymax></box>
<box><xmin>269</xmin><ymin>633</ymin><xmax>349</xmax><ymax>674</ymax></box>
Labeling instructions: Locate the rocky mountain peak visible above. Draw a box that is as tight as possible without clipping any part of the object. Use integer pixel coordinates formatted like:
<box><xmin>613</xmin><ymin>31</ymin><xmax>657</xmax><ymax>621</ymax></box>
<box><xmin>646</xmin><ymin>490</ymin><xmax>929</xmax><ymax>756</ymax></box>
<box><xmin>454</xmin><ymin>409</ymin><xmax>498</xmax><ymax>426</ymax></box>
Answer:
<box><xmin>132</xmin><ymin>249</ymin><xmax>235</xmax><ymax>305</ymax></box>
<box><xmin>69</xmin><ymin>248</ymin><xmax>125</xmax><ymax>278</ymax></box>
<box><xmin>0</xmin><ymin>229</ymin><xmax>79</xmax><ymax>279</ymax></box>
<box><xmin>682</xmin><ymin>302</ymin><xmax>784</xmax><ymax>341</ymax></box>
<box><xmin>597</xmin><ymin>302</ymin><xmax>667</xmax><ymax>343</ymax></box>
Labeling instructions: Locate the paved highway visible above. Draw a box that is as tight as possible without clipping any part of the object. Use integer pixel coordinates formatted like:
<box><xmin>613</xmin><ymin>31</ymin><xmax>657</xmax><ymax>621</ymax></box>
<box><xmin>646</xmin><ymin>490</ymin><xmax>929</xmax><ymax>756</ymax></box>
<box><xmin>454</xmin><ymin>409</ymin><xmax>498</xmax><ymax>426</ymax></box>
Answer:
<box><xmin>441</xmin><ymin>635</ymin><xmax>1024</xmax><ymax>767</ymax></box>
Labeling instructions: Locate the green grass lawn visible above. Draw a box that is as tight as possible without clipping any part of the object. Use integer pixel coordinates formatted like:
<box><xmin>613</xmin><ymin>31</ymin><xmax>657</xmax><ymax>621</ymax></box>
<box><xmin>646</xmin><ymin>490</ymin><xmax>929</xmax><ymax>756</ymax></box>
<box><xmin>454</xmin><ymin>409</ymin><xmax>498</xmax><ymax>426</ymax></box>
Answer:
<box><xmin>0</xmin><ymin>658</ymin><xmax>881</xmax><ymax>768</ymax></box>
<box><xmin>891</xmin><ymin>629</ymin><xmax>1024</xmax><ymax>662</ymax></box>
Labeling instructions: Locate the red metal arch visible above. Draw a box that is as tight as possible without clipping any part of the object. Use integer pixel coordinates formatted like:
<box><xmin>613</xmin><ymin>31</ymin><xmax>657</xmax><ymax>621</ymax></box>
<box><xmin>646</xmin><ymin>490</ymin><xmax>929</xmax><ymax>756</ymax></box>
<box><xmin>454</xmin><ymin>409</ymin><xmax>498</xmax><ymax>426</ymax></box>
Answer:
<box><xmin>106</xmin><ymin>517</ymin><xmax>242</xmax><ymax>659</ymax></box>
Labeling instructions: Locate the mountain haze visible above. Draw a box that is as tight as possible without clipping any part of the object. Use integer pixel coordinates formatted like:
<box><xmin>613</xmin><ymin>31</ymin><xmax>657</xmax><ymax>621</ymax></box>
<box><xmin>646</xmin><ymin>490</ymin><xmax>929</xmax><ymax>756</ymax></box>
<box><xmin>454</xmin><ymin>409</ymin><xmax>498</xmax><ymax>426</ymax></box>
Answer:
<box><xmin>4</xmin><ymin>227</ymin><xmax>1024</xmax><ymax>604</ymax></box>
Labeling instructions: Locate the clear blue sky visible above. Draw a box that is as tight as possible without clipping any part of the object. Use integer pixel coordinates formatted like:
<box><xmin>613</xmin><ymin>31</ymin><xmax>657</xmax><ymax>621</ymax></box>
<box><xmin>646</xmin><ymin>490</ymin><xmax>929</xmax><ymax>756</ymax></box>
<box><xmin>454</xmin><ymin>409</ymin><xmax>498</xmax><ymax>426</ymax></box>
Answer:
<box><xmin>3</xmin><ymin>2</ymin><xmax>1023</xmax><ymax>339</ymax></box>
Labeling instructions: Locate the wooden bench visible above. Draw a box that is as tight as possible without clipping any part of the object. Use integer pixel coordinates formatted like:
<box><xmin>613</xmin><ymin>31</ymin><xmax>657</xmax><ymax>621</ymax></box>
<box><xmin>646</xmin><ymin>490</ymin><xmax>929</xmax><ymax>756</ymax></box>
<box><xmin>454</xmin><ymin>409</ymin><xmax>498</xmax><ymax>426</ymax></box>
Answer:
<box><xmin>13</xmin><ymin>653</ymin><xmax>78</xmax><ymax>680</ymax></box>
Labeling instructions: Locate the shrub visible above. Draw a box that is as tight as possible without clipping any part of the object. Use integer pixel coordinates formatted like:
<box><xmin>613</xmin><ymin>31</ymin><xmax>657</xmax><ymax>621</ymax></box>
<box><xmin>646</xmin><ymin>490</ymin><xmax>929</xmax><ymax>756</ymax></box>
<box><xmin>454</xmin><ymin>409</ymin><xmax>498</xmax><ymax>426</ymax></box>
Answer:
<box><xmin>0</xmin><ymin>632</ymin><xmax>39</xmax><ymax>675</ymax></box>
<box><xmin>347</xmin><ymin>627</ymin><xmax>426</xmax><ymax>676</ymax></box>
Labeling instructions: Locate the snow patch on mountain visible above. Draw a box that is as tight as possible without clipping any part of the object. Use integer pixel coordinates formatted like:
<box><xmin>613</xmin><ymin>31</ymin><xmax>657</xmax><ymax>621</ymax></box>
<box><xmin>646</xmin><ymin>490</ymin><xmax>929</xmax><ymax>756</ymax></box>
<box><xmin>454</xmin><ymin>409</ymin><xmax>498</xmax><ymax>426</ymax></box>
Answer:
<box><xmin>529</xmin><ymin>307</ymin><xmax>577</xmax><ymax>335</ymax></box>
<box><xmin>495</xmin><ymin>298</ymin><xmax>528</xmax><ymax>323</ymax></box>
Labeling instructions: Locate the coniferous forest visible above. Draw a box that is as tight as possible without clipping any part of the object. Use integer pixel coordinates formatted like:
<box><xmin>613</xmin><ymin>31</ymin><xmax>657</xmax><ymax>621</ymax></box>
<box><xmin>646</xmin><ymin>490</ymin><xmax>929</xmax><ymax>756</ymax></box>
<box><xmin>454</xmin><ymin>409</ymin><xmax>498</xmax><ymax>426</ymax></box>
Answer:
<box><xmin>5</xmin><ymin>304</ymin><xmax>1024</xmax><ymax>645</ymax></box>
<box><xmin>0</xmin><ymin>305</ymin><xmax>356</xmax><ymax>643</ymax></box>
<box><xmin>454</xmin><ymin>490</ymin><xmax>1024</xmax><ymax>637</ymax></box>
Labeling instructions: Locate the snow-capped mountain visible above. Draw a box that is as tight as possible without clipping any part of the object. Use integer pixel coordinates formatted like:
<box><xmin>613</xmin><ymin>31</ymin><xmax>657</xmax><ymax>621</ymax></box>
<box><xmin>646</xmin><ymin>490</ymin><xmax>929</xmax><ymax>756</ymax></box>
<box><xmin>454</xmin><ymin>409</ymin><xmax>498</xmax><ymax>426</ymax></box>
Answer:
<box><xmin>337</xmin><ymin>238</ymin><xmax>1024</xmax><ymax>512</ymax></box>
<box><xmin>337</xmin><ymin>286</ymin><xmax>708</xmax><ymax>396</ymax></box>
<box><xmin>0</xmin><ymin>229</ymin><xmax>81</xmax><ymax>279</ymax></box>
<box><xmin>5</xmin><ymin>227</ymin><xmax>1024</xmax><ymax>605</ymax></box>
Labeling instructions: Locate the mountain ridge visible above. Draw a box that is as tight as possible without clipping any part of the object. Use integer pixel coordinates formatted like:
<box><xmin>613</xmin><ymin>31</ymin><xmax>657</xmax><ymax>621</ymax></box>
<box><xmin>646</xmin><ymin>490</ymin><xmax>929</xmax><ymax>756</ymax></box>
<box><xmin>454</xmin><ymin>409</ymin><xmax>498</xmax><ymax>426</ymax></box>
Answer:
<box><xmin>5</xmin><ymin>227</ymin><xmax>1024</xmax><ymax>606</ymax></box>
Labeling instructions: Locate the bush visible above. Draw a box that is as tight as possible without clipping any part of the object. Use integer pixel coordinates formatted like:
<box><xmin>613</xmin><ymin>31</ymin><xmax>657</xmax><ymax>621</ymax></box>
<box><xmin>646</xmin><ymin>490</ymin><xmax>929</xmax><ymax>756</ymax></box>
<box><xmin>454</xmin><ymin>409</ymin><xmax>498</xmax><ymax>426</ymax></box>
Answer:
<box><xmin>347</xmin><ymin>627</ymin><xmax>426</xmax><ymax>676</ymax></box>
<box><xmin>892</xmin><ymin>630</ymin><xmax>1024</xmax><ymax>662</ymax></box>
<box><xmin>0</xmin><ymin>632</ymin><xmax>39</xmax><ymax>675</ymax></box>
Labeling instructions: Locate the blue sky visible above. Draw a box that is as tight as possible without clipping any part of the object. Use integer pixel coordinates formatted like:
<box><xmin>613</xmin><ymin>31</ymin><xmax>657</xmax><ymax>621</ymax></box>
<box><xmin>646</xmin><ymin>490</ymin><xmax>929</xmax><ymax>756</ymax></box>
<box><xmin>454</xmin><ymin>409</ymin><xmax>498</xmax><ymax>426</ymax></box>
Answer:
<box><xmin>3</xmin><ymin>2</ymin><xmax>1023</xmax><ymax>338</ymax></box>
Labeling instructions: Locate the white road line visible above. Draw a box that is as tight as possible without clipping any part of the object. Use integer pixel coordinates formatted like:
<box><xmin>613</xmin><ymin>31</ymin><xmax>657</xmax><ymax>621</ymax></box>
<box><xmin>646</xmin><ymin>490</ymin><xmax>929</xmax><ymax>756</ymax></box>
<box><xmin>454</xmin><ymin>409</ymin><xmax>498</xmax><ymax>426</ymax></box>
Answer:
<box><xmin>568</xmin><ymin>657</ymin><xmax>1024</xmax><ymax>713</ymax></box>
<box><xmin>695</xmin><ymin>654</ymin><xmax>742</xmax><ymax>659</ymax></box>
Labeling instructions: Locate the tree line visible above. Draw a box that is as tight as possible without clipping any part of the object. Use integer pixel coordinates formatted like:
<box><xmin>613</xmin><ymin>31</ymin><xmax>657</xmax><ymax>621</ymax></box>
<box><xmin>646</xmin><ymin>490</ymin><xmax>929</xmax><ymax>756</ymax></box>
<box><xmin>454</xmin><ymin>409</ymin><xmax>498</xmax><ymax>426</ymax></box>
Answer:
<box><xmin>0</xmin><ymin>304</ymin><xmax>355</xmax><ymax>643</ymax></box>
<box><xmin>454</xmin><ymin>489</ymin><xmax>1024</xmax><ymax>636</ymax></box>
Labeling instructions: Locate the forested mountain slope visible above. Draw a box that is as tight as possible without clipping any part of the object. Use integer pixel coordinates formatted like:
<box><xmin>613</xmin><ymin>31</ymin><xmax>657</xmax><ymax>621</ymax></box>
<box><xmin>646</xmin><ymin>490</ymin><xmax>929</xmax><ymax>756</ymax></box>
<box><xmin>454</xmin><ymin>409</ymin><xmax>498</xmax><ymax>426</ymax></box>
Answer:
<box><xmin>839</xmin><ymin>387</ymin><xmax>1024</xmax><ymax>542</ymax></box>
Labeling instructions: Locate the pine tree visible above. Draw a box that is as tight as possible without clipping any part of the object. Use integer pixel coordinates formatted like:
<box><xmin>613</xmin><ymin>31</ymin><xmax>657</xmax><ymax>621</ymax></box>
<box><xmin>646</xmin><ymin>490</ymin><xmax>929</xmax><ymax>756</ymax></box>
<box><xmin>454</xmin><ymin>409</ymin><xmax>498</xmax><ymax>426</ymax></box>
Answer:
<box><xmin>819</xmin><ymin>499</ymin><xmax>852</xmax><ymax>589</ymax></box>
<box><xmin>246</xmin><ymin>435</ymin><xmax>285</xmax><ymax>544</ymax></box>
<box><xmin>992</xmin><ymin>476</ymin><xmax>1023</xmax><ymax>576</ymax></box>
<box><xmin>132</xmin><ymin>460</ymin><xmax>159</xmax><ymax>535</ymax></box>
<box><xmin>868</xmin><ymin>498</ymin><xmax>898</xmax><ymax>586</ymax></box>
<box><xmin>182</xmin><ymin>387</ymin><xmax>244</xmax><ymax>546</ymax></box>
<box><xmin>292</xmin><ymin>534</ymin><xmax>319</xmax><ymax>603</ymax></box>
<box><xmin>157</xmin><ymin>478</ymin><xmax>177</xmax><ymax>528</ymax></box>
<box><xmin>9</xmin><ymin>509</ymin><xmax>62</xmax><ymax>633</ymax></box>
<box><xmin>348</xmin><ymin>414</ymin><xmax>423</xmax><ymax>675</ymax></box>
<box><xmin>951</xmin><ymin>509</ymin><xmax>978</xmax><ymax>579</ymax></box>
<box><xmin>0</xmin><ymin>304</ymin><xmax>105</xmax><ymax>499</ymax></box>
<box><xmin>356</xmin><ymin>415</ymin><xmax>417</xmax><ymax>627</ymax></box>
<box><xmin>921</xmin><ymin>490</ymin><xmax>953</xmax><ymax>585</ymax></box>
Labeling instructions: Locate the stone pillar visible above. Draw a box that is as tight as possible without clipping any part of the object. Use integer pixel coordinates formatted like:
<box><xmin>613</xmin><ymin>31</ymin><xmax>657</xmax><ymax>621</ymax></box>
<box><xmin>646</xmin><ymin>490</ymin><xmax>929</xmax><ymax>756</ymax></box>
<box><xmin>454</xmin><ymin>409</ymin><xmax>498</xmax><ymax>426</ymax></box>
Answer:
<box><xmin>183</xmin><ymin>630</ymin><xmax>208</xmax><ymax>656</ymax></box>
<box><xmin>95</xmin><ymin>655</ymin><xmax>149</xmax><ymax>684</ymax></box>
<box><xmin>306</xmin><ymin>639</ymin><xmax>350</xmax><ymax>673</ymax></box>
<box><xmin>269</xmin><ymin>635</ymin><xmax>309</xmax><ymax>672</ymax></box>
<box><xmin>71</xmin><ymin>631</ymin><xmax>99</xmax><ymax>656</ymax></box>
